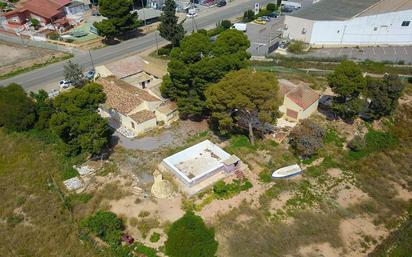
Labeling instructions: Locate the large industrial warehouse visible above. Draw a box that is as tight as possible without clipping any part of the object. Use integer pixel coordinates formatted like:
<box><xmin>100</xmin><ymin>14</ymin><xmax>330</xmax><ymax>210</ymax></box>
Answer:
<box><xmin>283</xmin><ymin>0</ymin><xmax>412</xmax><ymax>47</ymax></box>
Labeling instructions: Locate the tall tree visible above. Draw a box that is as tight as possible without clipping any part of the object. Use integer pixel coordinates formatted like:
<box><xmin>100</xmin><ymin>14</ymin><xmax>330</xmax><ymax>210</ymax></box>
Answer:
<box><xmin>94</xmin><ymin>0</ymin><xmax>139</xmax><ymax>40</ymax></box>
<box><xmin>63</xmin><ymin>61</ymin><xmax>85</xmax><ymax>87</ymax></box>
<box><xmin>365</xmin><ymin>74</ymin><xmax>405</xmax><ymax>120</ymax></box>
<box><xmin>161</xmin><ymin>30</ymin><xmax>250</xmax><ymax>118</ymax></box>
<box><xmin>0</xmin><ymin>83</ymin><xmax>36</xmax><ymax>131</ymax></box>
<box><xmin>49</xmin><ymin>83</ymin><xmax>112</xmax><ymax>156</ymax></box>
<box><xmin>158</xmin><ymin>0</ymin><xmax>184</xmax><ymax>47</ymax></box>
<box><xmin>30</xmin><ymin>89</ymin><xmax>53</xmax><ymax>129</ymax></box>
<box><xmin>165</xmin><ymin>212</ymin><xmax>218</xmax><ymax>257</ymax></box>
<box><xmin>206</xmin><ymin>69</ymin><xmax>280</xmax><ymax>145</ymax></box>
<box><xmin>328</xmin><ymin>60</ymin><xmax>367</xmax><ymax>121</ymax></box>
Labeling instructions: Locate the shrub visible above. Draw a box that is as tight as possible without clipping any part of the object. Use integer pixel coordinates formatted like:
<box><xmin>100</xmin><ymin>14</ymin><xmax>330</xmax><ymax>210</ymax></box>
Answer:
<box><xmin>288</xmin><ymin>40</ymin><xmax>306</xmax><ymax>54</ymax></box>
<box><xmin>49</xmin><ymin>33</ymin><xmax>61</xmax><ymax>41</ymax></box>
<box><xmin>165</xmin><ymin>212</ymin><xmax>218</xmax><ymax>257</ymax></box>
<box><xmin>243</xmin><ymin>9</ymin><xmax>255</xmax><ymax>22</ymax></box>
<box><xmin>213</xmin><ymin>179</ymin><xmax>253</xmax><ymax>199</ymax></box>
<box><xmin>30</xmin><ymin>18</ymin><xmax>40</xmax><ymax>28</ymax></box>
<box><xmin>150</xmin><ymin>232</ymin><xmax>161</xmax><ymax>243</ymax></box>
<box><xmin>348</xmin><ymin>135</ymin><xmax>365</xmax><ymax>152</ymax></box>
<box><xmin>158</xmin><ymin>46</ymin><xmax>171</xmax><ymax>56</ymax></box>
<box><xmin>80</xmin><ymin>211</ymin><xmax>124</xmax><ymax>245</ymax></box>
<box><xmin>266</xmin><ymin>3</ymin><xmax>277</xmax><ymax>11</ymax></box>
<box><xmin>220</xmin><ymin>20</ymin><xmax>232</xmax><ymax>29</ymax></box>
<box><xmin>289</xmin><ymin>120</ymin><xmax>325</xmax><ymax>159</ymax></box>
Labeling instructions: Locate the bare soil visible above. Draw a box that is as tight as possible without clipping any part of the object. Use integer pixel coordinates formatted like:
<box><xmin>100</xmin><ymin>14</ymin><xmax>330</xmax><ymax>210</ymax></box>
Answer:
<box><xmin>0</xmin><ymin>41</ymin><xmax>66</xmax><ymax>75</ymax></box>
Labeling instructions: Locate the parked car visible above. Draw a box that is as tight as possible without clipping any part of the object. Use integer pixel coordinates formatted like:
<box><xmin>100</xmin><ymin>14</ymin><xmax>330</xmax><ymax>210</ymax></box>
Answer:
<box><xmin>259</xmin><ymin>16</ymin><xmax>271</xmax><ymax>22</ymax></box>
<box><xmin>216</xmin><ymin>0</ymin><xmax>226</xmax><ymax>7</ymax></box>
<box><xmin>281</xmin><ymin>6</ymin><xmax>294</xmax><ymax>13</ymax></box>
<box><xmin>59</xmin><ymin>80</ymin><xmax>72</xmax><ymax>89</ymax></box>
<box><xmin>254</xmin><ymin>18</ymin><xmax>267</xmax><ymax>25</ymax></box>
<box><xmin>84</xmin><ymin>69</ymin><xmax>95</xmax><ymax>80</ymax></box>
<box><xmin>232</xmin><ymin>23</ymin><xmax>247</xmax><ymax>32</ymax></box>
<box><xmin>267</xmin><ymin>12</ymin><xmax>278</xmax><ymax>18</ymax></box>
<box><xmin>186</xmin><ymin>8</ymin><xmax>198</xmax><ymax>18</ymax></box>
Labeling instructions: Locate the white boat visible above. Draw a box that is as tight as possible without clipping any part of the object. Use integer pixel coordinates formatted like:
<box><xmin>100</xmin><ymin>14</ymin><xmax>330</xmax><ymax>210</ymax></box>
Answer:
<box><xmin>272</xmin><ymin>164</ymin><xmax>303</xmax><ymax>178</ymax></box>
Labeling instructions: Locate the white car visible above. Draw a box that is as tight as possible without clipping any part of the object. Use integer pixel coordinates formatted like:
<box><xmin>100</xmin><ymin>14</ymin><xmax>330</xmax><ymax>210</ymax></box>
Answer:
<box><xmin>59</xmin><ymin>80</ymin><xmax>72</xmax><ymax>89</ymax></box>
<box><xmin>186</xmin><ymin>8</ymin><xmax>198</xmax><ymax>18</ymax></box>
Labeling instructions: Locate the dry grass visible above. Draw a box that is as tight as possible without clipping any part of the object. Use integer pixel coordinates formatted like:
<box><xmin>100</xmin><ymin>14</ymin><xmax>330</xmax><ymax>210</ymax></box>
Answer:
<box><xmin>0</xmin><ymin>130</ymin><xmax>97</xmax><ymax>257</ymax></box>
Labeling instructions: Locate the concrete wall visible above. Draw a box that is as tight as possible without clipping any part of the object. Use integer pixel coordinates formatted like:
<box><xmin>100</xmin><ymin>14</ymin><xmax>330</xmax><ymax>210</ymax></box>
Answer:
<box><xmin>283</xmin><ymin>15</ymin><xmax>314</xmax><ymax>42</ymax></box>
<box><xmin>155</xmin><ymin>109</ymin><xmax>179</xmax><ymax>125</ymax></box>
<box><xmin>310</xmin><ymin>9</ymin><xmax>412</xmax><ymax>46</ymax></box>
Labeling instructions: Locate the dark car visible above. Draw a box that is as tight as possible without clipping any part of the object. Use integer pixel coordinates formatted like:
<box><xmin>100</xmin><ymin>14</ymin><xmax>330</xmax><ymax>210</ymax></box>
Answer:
<box><xmin>216</xmin><ymin>1</ymin><xmax>226</xmax><ymax>7</ymax></box>
<box><xmin>267</xmin><ymin>12</ymin><xmax>278</xmax><ymax>18</ymax></box>
<box><xmin>281</xmin><ymin>6</ymin><xmax>294</xmax><ymax>13</ymax></box>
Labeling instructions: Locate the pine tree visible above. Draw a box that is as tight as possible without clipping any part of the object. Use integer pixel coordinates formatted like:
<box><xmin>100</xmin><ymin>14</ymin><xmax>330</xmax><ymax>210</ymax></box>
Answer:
<box><xmin>158</xmin><ymin>0</ymin><xmax>184</xmax><ymax>47</ymax></box>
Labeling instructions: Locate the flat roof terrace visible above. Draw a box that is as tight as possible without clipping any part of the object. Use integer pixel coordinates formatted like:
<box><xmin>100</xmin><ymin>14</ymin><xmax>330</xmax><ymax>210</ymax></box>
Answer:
<box><xmin>162</xmin><ymin>140</ymin><xmax>231</xmax><ymax>185</ymax></box>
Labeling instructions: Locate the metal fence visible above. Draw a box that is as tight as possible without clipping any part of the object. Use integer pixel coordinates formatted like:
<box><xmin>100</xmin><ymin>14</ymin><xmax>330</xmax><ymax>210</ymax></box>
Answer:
<box><xmin>0</xmin><ymin>30</ymin><xmax>74</xmax><ymax>53</ymax></box>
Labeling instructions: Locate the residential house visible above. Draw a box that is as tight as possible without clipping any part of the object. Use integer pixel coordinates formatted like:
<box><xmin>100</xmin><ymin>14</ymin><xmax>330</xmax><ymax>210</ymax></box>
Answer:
<box><xmin>95</xmin><ymin>55</ymin><xmax>164</xmax><ymax>91</ymax></box>
<box><xmin>98</xmin><ymin>76</ymin><xmax>162</xmax><ymax>137</ymax></box>
<box><xmin>278</xmin><ymin>79</ymin><xmax>320</xmax><ymax>121</ymax></box>
<box><xmin>155</xmin><ymin>101</ymin><xmax>179</xmax><ymax>126</ymax></box>
<box><xmin>97</xmin><ymin>76</ymin><xmax>178</xmax><ymax>137</ymax></box>
<box><xmin>3</xmin><ymin>0</ymin><xmax>71</xmax><ymax>27</ymax></box>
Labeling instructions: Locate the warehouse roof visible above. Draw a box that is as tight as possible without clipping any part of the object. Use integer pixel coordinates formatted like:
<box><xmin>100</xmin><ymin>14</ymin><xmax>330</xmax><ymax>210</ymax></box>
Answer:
<box><xmin>289</xmin><ymin>0</ymin><xmax>381</xmax><ymax>21</ymax></box>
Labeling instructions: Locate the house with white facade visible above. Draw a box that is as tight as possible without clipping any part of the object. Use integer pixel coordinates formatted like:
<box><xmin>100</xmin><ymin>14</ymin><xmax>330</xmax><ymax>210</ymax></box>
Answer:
<box><xmin>283</xmin><ymin>0</ymin><xmax>412</xmax><ymax>47</ymax></box>
<box><xmin>278</xmin><ymin>80</ymin><xmax>320</xmax><ymax>121</ymax></box>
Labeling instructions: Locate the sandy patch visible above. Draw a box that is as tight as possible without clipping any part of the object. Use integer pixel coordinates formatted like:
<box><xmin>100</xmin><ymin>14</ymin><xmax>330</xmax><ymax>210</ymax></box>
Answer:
<box><xmin>270</xmin><ymin>191</ymin><xmax>294</xmax><ymax>212</ymax></box>
<box><xmin>334</xmin><ymin>184</ymin><xmax>370</xmax><ymax>209</ymax></box>
<box><xmin>198</xmin><ymin>167</ymin><xmax>269</xmax><ymax>223</ymax></box>
<box><xmin>109</xmin><ymin>194</ymin><xmax>184</xmax><ymax>224</ymax></box>
<box><xmin>390</xmin><ymin>181</ymin><xmax>412</xmax><ymax>201</ymax></box>
<box><xmin>298</xmin><ymin>242</ymin><xmax>342</xmax><ymax>257</ymax></box>
<box><xmin>339</xmin><ymin>217</ymin><xmax>389</xmax><ymax>256</ymax></box>
<box><xmin>327</xmin><ymin>168</ymin><xmax>343</xmax><ymax>179</ymax></box>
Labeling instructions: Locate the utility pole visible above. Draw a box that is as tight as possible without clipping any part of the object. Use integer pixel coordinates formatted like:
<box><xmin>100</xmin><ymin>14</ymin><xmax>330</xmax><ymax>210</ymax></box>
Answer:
<box><xmin>155</xmin><ymin>30</ymin><xmax>159</xmax><ymax>54</ymax></box>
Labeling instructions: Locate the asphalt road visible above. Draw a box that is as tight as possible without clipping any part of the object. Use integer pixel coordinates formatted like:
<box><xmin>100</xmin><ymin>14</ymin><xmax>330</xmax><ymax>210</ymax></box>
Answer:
<box><xmin>0</xmin><ymin>0</ymin><xmax>272</xmax><ymax>91</ymax></box>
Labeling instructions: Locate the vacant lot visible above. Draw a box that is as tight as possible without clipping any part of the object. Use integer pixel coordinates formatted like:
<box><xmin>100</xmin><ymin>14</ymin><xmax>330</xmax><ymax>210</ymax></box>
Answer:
<box><xmin>0</xmin><ymin>41</ymin><xmax>67</xmax><ymax>75</ymax></box>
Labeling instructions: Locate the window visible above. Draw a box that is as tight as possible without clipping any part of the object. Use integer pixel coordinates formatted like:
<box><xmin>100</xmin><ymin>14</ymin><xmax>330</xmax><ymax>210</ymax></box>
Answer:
<box><xmin>131</xmin><ymin>121</ymin><xmax>135</xmax><ymax>129</ymax></box>
<box><xmin>401</xmin><ymin>21</ymin><xmax>410</xmax><ymax>27</ymax></box>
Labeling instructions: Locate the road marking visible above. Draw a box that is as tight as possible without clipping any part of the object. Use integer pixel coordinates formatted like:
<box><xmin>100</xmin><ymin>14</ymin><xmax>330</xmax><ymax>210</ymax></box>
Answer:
<box><xmin>393</xmin><ymin>47</ymin><xmax>396</xmax><ymax>55</ymax></box>
<box><xmin>404</xmin><ymin>47</ymin><xmax>408</xmax><ymax>55</ymax></box>
<box><xmin>382</xmin><ymin>47</ymin><xmax>386</xmax><ymax>55</ymax></box>
<box><xmin>372</xmin><ymin>47</ymin><xmax>376</xmax><ymax>55</ymax></box>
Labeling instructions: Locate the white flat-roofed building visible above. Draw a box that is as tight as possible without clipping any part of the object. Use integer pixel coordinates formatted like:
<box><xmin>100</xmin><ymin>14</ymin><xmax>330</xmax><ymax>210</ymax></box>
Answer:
<box><xmin>162</xmin><ymin>140</ymin><xmax>240</xmax><ymax>188</ymax></box>
<box><xmin>283</xmin><ymin>0</ymin><xmax>412</xmax><ymax>47</ymax></box>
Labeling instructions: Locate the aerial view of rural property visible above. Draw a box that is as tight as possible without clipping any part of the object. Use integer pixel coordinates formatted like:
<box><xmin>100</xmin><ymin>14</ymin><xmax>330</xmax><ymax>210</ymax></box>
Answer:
<box><xmin>1</xmin><ymin>0</ymin><xmax>412</xmax><ymax>256</ymax></box>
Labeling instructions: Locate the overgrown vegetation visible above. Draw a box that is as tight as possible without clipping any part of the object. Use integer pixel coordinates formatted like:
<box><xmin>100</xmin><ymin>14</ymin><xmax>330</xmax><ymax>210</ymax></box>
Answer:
<box><xmin>287</xmin><ymin>40</ymin><xmax>306</xmax><ymax>54</ymax></box>
<box><xmin>213</xmin><ymin>179</ymin><xmax>253</xmax><ymax>199</ymax></box>
<box><xmin>165</xmin><ymin>212</ymin><xmax>218</xmax><ymax>257</ymax></box>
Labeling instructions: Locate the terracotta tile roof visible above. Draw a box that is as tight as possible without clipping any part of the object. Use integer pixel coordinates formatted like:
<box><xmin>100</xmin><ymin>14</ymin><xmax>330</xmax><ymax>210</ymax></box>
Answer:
<box><xmin>20</xmin><ymin>0</ymin><xmax>69</xmax><ymax>19</ymax></box>
<box><xmin>105</xmin><ymin>55</ymin><xmax>144</xmax><ymax>79</ymax></box>
<box><xmin>286</xmin><ymin>85</ymin><xmax>320</xmax><ymax>110</ymax></box>
<box><xmin>113</xmin><ymin>78</ymin><xmax>161</xmax><ymax>102</ymax></box>
<box><xmin>98</xmin><ymin>77</ymin><xmax>160</xmax><ymax>115</ymax></box>
<box><xmin>129</xmin><ymin>110</ymin><xmax>156</xmax><ymax>123</ymax></box>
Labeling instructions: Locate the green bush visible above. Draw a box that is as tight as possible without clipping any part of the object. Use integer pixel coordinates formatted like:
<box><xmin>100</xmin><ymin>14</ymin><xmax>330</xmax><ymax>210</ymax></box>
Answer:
<box><xmin>220</xmin><ymin>20</ymin><xmax>232</xmax><ymax>29</ymax></box>
<box><xmin>158</xmin><ymin>46</ymin><xmax>172</xmax><ymax>56</ymax></box>
<box><xmin>133</xmin><ymin>242</ymin><xmax>159</xmax><ymax>257</ymax></box>
<box><xmin>80</xmin><ymin>211</ymin><xmax>124</xmax><ymax>245</ymax></box>
<box><xmin>150</xmin><ymin>232</ymin><xmax>161</xmax><ymax>242</ymax></box>
<box><xmin>364</xmin><ymin>129</ymin><xmax>398</xmax><ymax>152</ymax></box>
<box><xmin>288</xmin><ymin>40</ymin><xmax>306</xmax><ymax>54</ymax></box>
<box><xmin>243</xmin><ymin>9</ymin><xmax>255</xmax><ymax>22</ymax></box>
<box><xmin>213</xmin><ymin>179</ymin><xmax>253</xmax><ymax>199</ymax></box>
<box><xmin>266</xmin><ymin>3</ymin><xmax>277</xmax><ymax>11</ymax></box>
<box><xmin>165</xmin><ymin>212</ymin><xmax>218</xmax><ymax>257</ymax></box>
